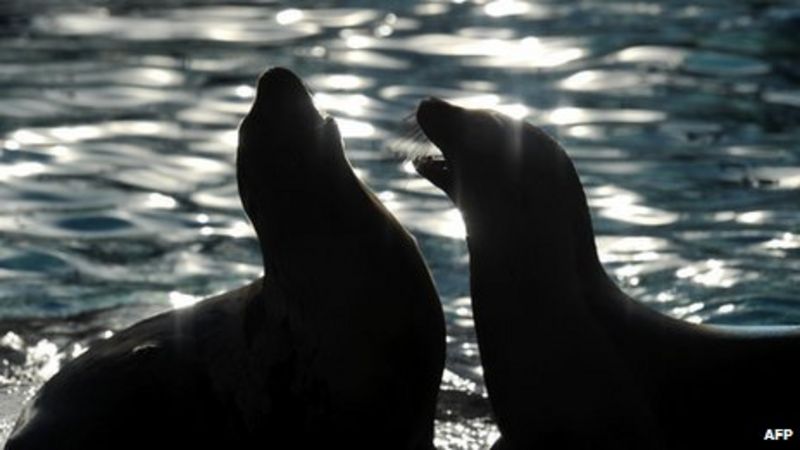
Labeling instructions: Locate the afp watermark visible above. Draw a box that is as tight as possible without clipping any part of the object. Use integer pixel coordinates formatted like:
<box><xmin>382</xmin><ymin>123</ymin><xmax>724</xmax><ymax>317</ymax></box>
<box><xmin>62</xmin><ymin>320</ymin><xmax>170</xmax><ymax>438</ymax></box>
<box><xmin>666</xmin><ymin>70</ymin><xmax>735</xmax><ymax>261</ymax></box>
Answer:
<box><xmin>764</xmin><ymin>429</ymin><xmax>794</xmax><ymax>441</ymax></box>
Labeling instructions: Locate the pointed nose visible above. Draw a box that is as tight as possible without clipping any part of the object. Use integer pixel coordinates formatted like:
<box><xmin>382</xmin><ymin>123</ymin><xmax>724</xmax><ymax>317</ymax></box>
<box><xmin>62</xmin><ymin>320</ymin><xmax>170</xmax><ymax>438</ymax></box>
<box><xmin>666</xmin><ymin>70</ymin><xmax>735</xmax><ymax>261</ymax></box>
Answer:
<box><xmin>257</xmin><ymin>67</ymin><xmax>305</xmax><ymax>96</ymax></box>
<box><xmin>418</xmin><ymin>97</ymin><xmax>462</xmax><ymax>115</ymax></box>
<box><xmin>415</xmin><ymin>97</ymin><xmax>464</xmax><ymax>155</ymax></box>
<box><xmin>249</xmin><ymin>67</ymin><xmax>323</xmax><ymax>126</ymax></box>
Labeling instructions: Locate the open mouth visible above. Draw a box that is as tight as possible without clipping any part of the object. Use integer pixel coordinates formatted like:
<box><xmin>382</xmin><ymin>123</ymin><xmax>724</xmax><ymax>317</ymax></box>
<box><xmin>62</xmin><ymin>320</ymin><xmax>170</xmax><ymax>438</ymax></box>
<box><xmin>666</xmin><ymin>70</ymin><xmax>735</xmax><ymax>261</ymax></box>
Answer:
<box><xmin>413</xmin><ymin>154</ymin><xmax>455</xmax><ymax>197</ymax></box>
<box><xmin>412</xmin><ymin>97</ymin><xmax>463</xmax><ymax>197</ymax></box>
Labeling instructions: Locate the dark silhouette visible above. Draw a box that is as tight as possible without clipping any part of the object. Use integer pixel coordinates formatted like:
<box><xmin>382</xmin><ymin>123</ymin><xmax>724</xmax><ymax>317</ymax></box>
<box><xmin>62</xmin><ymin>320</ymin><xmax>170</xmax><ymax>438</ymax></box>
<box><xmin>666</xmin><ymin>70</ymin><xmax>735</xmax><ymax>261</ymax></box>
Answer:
<box><xmin>5</xmin><ymin>68</ymin><xmax>445</xmax><ymax>450</ymax></box>
<box><xmin>413</xmin><ymin>97</ymin><xmax>800</xmax><ymax>450</ymax></box>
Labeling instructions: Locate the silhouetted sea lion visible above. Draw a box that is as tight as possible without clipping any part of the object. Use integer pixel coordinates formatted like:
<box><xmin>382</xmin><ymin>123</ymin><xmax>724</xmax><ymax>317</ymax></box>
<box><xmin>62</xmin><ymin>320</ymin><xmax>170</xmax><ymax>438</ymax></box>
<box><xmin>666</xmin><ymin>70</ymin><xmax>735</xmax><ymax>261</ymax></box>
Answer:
<box><xmin>5</xmin><ymin>68</ymin><xmax>445</xmax><ymax>450</ymax></box>
<box><xmin>412</xmin><ymin>97</ymin><xmax>800</xmax><ymax>450</ymax></box>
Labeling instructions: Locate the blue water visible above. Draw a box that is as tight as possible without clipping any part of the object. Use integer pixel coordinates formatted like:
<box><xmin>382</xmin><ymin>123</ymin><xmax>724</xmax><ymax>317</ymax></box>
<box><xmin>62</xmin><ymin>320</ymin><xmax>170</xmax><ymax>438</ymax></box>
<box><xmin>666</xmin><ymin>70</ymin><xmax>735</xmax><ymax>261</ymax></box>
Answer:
<box><xmin>0</xmin><ymin>0</ymin><xmax>799</xmax><ymax>446</ymax></box>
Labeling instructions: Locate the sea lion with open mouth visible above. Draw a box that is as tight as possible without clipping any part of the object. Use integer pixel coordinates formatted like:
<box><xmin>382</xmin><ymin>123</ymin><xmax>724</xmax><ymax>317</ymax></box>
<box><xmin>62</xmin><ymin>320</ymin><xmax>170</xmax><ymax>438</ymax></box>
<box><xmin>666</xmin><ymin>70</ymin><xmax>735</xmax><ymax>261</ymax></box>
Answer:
<box><xmin>412</xmin><ymin>97</ymin><xmax>800</xmax><ymax>450</ymax></box>
<box><xmin>5</xmin><ymin>68</ymin><xmax>445</xmax><ymax>450</ymax></box>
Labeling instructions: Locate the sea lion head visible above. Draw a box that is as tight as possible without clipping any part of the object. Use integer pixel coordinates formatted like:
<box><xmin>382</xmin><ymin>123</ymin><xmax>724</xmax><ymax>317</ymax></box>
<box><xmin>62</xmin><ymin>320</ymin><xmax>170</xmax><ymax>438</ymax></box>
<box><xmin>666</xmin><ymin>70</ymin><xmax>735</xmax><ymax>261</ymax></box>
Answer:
<box><xmin>237</xmin><ymin>67</ymin><xmax>356</xmax><ymax>248</ymax></box>
<box><xmin>413</xmin><ymin>97</ymin><xmax>585</xmax><ymax>236</ymax></box>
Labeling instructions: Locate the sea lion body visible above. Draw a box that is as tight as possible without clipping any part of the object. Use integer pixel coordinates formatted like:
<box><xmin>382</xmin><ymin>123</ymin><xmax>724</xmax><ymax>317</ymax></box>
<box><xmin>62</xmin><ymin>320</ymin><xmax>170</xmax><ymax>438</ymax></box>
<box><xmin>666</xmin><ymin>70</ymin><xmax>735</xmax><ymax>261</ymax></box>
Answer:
<box><xmin>6</xmin><ymin>280</ymin><xmax>273</xmax><ymax>449</ymax></box>
<box><xmin>5</xmin><ymin>69</ymin><xmax>445</xmax><ymax>450</ymax></box>
<box><xmin>413</xmin><ymin>98</ymin><xmax>800</xmax><ymax>450</ymax></box>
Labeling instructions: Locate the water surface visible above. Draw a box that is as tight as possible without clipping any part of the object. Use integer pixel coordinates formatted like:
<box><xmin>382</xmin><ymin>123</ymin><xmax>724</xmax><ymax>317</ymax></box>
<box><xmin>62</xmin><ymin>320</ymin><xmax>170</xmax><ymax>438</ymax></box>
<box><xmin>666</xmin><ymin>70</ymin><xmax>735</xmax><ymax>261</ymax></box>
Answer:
<box><xmin>1</xmin><ymin>0</ymin><xmax>799</xmax><ymax>446</ymax></box>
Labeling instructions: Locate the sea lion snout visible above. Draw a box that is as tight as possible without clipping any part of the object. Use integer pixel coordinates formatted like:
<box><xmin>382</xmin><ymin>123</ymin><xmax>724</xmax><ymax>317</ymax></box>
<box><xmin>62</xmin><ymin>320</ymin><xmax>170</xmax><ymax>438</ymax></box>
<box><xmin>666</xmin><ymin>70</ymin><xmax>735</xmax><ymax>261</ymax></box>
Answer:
<box><xmin>257</xmin><ymin>66</ymin><xmax>304</xmax><ymax>91</ymax></box>
<box><xmin>416</xmin><ymin>97</ymin><xmax>464</xmax><ymax>155</ymax></box>
<box><xmin>414</xmin><ymin>98</ymin><xmax>465</xmax><ymax>198</ymax></box>
<box><xmin>238</xmin><ymin>67</ymin><xmax>335</xmax><ymax>167</ymax></box>
<box><xmin>247</xmin><ymin>67</ymin><xmax>324</xmax><ymax>128</ymax></box>
<box><xmin>237</xmin><ymin>68</ymin><xmax>347</xmax><ymax>233</ymax></box>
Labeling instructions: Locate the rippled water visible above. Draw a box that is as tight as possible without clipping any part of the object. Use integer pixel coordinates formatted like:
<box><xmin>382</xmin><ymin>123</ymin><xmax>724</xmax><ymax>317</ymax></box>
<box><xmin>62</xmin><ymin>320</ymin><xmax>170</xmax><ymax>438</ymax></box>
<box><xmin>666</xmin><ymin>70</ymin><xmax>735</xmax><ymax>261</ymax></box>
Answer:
<box><xmin>1</xmin><ymin>0</ymin><xmax>799</xmax><ymax>446</ymax></box>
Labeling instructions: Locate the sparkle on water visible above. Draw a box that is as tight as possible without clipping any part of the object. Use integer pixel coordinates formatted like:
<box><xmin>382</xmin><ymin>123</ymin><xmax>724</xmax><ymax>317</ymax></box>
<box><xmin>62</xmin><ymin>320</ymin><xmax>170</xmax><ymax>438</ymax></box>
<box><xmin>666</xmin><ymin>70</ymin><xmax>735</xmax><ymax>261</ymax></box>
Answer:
<box><xmin>1</xmin><ymin>0</ymin><xmax>799</xmax><ymax>447</ymax></box>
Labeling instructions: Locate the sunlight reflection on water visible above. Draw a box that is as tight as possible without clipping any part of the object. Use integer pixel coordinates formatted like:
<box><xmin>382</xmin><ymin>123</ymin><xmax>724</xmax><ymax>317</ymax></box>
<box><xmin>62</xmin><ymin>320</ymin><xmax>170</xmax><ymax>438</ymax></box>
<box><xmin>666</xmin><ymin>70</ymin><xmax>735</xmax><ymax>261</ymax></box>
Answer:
<box><xmin>0</xmin><ymin>0</ymin><xmax>799</xmax><ymax>446</ymax></box>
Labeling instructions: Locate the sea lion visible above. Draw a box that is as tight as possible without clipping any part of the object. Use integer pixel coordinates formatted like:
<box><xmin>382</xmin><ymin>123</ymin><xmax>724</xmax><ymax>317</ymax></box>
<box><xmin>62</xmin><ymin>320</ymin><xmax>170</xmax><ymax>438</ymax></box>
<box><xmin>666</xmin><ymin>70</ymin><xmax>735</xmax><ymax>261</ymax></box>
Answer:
<box><xmin>412</xmin><ymin>97</ymin><xmax>800</xmax><ymax>450</ymax></box>
<box><xmin>4</xmin><ymin>68</ymin><xmax>445</xmax><ymax>450</ymax></box>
